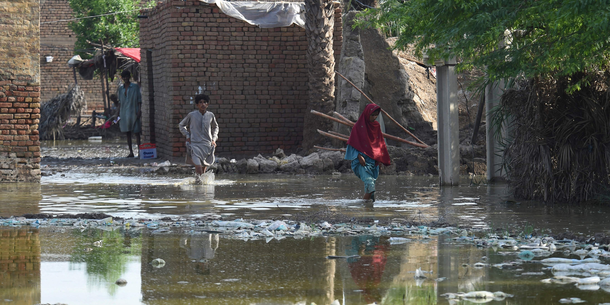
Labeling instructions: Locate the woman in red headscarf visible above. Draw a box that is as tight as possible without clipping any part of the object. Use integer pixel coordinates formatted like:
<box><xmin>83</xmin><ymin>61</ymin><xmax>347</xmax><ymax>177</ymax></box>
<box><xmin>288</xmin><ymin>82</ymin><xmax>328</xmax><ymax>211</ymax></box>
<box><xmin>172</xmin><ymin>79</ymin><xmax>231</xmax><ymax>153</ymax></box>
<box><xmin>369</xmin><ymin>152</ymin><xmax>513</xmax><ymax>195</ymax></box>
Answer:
<box><xmin>344</xmin><ymin>104</ymin><xmax>391</xmax><ymax>201</ymax></box>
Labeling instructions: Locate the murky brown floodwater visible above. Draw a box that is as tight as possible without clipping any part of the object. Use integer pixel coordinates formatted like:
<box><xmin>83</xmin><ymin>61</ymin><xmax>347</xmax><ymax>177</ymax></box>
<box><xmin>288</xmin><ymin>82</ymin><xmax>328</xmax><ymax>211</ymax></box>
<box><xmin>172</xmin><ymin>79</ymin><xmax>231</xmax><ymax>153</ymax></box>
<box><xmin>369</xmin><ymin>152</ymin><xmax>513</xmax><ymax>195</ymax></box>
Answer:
<box><xmin>1</xmin><ymin>139</ymin><xmax>610</xmax><ymax>304</ymax></box>
<box><xmin>2</xmin><ymin>226</ymin><xmax>610</xmax><ymax>305</ymax></box>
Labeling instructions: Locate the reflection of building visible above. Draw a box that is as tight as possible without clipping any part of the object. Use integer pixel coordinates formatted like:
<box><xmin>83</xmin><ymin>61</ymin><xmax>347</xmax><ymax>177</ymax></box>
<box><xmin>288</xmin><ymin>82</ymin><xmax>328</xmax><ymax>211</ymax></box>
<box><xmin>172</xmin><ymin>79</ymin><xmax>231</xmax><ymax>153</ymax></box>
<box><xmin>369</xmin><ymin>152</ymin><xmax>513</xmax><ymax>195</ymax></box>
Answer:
<box><xmin>0</xmin><ymin>184</ymin><xmax>41</xmax><ymax>217</ymax></box>
<box><xmin>140</xmin><ymin>232</ymin><xmax>338</xmax><ymax>304</ymax></box>
<box><xmin>0</xmin><ymin>228</ymin><xmax>41</xmax><ymax>305</ymax></box>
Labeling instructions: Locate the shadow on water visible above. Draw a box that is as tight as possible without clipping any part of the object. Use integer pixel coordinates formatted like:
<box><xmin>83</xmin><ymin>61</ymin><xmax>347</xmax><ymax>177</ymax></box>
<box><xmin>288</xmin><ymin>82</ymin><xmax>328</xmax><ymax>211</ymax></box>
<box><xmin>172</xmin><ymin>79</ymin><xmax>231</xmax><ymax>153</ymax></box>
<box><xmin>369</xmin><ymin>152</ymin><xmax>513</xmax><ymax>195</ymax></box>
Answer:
<box><xmin>3</xmin><ymin>226</ymin><xmax>610</xmax><ymax>305</ymax></box>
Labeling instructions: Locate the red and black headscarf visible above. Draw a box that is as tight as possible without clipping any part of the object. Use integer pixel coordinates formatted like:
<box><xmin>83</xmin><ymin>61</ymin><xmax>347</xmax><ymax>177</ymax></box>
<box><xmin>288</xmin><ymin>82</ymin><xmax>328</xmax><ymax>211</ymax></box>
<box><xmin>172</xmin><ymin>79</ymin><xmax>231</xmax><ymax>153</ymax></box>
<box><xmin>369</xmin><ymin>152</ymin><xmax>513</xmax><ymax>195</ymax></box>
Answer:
<box><xmin>347</xmin><ymin>104</ymin><xmax>391</xmax><ymax>166</ymax></box>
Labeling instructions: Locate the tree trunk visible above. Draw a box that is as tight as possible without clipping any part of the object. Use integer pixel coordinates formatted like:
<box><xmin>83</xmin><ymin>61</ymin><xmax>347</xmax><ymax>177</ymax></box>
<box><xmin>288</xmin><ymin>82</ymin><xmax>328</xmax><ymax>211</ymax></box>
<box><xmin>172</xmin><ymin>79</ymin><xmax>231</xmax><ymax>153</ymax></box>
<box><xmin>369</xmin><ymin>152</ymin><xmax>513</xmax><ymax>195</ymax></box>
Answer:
<box><xmin>302</xmin><ymin>0</ymin><xmax>336</xmax><ymax>151</ymax></box>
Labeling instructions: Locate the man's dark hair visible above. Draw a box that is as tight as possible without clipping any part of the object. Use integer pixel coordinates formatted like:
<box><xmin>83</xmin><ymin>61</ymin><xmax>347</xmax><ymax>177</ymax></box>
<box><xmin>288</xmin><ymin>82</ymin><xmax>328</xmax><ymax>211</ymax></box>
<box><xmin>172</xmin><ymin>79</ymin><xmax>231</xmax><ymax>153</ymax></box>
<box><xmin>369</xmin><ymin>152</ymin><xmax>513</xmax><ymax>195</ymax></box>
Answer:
<box><xmin>195</xmin><ymin>94</ymin><xmax>210</xmax><ymax>104</ymax></box>
<box><xmin>121</xmin><ymin>70</ymin><xmax>131</xmax><ymax>79</ymax></box>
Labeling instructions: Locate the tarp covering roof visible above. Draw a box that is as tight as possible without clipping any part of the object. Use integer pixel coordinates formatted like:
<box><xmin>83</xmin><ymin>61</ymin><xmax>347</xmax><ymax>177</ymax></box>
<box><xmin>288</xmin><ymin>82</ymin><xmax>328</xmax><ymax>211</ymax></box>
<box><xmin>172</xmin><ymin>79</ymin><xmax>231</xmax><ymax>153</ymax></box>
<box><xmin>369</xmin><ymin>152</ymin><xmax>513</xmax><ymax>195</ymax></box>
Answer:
<box><xmin>199</xmin><ymin>0</ymin><xmax>305</xmax><ymax>28</ymax></box>
<box><xmin>115</xmin><ymin>48</ymin><xmax>141</xmax><ymax>63</ymax></box>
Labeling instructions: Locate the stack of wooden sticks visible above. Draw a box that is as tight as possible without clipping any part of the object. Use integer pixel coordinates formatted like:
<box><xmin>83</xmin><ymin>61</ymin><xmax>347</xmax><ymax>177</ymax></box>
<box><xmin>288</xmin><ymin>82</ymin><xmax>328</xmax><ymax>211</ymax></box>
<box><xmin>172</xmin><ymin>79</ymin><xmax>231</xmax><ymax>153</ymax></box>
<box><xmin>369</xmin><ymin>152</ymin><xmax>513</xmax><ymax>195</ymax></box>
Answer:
<box><xmin>312</xmin><ymin>71</ymin><xmax>429</xmax><ymax>152</ymax></box>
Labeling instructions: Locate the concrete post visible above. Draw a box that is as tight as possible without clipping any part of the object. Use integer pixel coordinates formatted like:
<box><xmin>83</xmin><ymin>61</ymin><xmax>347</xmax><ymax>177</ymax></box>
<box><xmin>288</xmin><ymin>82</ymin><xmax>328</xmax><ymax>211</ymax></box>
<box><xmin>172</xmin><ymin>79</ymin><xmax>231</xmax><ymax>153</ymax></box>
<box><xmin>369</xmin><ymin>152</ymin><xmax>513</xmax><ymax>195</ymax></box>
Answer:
<box><xmin>436</xmin><ymin>59</ymin><xmax>460</xmax><ymax>186</ymax></box>
<box><xmin>485</xmin><ymin>82</ymin><xmax>506</xmax><ymax>181</ymax></box>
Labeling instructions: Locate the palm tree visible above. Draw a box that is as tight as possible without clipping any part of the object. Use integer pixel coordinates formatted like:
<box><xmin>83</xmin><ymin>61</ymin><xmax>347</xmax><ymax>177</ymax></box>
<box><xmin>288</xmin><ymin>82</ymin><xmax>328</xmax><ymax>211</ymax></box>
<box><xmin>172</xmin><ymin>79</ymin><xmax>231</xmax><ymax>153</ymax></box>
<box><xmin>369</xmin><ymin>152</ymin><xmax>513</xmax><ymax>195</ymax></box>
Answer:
<box><xmin>301</xmin><ymin>0</ymin><xmax>336</xmax><ymax>151</ymax></box>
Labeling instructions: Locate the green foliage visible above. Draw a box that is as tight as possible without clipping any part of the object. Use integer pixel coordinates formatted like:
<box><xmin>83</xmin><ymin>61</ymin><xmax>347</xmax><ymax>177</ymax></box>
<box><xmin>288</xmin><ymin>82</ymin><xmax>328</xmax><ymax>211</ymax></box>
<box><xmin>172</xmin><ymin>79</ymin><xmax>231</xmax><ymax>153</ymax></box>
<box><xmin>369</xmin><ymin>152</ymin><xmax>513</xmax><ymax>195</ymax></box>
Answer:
<box><xmin>69</xmin><ymin>0</ymin><xmax>154</xmax><ymax>58</ymax></box>
<box><xmin>71</xmin><ymin>228</ymin><xmax>142</xmax><ymax>295</ymax></box>
<box><xmin>355</xmin><ymin>0</ymin><xmax>610</xmax><ymax>86</ymax></box>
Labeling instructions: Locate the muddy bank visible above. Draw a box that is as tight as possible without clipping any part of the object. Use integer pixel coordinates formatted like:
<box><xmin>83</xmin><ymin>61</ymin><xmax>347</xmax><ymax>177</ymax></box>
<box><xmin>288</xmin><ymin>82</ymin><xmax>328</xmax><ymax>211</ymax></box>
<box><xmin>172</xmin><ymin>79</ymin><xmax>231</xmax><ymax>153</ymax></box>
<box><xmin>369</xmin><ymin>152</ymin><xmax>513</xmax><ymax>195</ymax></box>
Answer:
<box><xmin>41</xmin><ymin>142</ymin><xmax>487</xmax><ymax>177</ymax></box>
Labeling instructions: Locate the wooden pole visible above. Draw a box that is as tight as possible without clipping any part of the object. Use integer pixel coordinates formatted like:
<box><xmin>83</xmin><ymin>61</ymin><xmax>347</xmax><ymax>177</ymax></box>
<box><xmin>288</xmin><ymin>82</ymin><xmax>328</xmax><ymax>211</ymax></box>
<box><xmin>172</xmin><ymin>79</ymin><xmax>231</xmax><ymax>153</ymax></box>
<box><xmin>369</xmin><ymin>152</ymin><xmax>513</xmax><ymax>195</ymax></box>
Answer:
<box><xmin>471</xmin><ymin>94</ymin><xmax>485</xmax><ymax>144</ymax></box>
<box><xmin>333</xmin><ymin>111</ymin><xmax>352</xmax><ymax>123</ymax></box>
<box><xmin>328</xmin><ymin>130</ymin><xmax>349</xmax><ymax>140</ymax></box>
<box><xmin>317</xmin><ymin>129</ymin><xmax>348</xmax><ymax>142</ymax></box>
<box><xmin>99</xmin><ymin>40</ymin><xmax>109</xmax><ymax>114</ymax></box>
<box><xmin>314</xmin><ymin>145</ymin><xmax>346</xmax><ymax>152</ymax></box>
<box><xmin>335</xmin><ymin>70</ymin><xmax>428</xmax><ymax>147</ymax></box>
<box><xmin>312</xmin><ymin>110</ymin><xmax>428</xmax><ymax>148</ymax></box>
<box><xmin>313</xmin><ymin>110</ymin><xmax>354</xmax><ymax>127</ymax></box>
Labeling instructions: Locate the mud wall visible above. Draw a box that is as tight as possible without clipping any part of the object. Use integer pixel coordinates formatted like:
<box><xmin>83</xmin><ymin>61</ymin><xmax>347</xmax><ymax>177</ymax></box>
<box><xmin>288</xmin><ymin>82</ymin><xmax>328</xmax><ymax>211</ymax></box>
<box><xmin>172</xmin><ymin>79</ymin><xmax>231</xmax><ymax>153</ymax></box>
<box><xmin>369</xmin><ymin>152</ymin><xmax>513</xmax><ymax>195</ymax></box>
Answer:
<box><xmin>139</xmin><ymin>0</ymin><xmax>342</xmax><ymax>159</ymax></box>
<box><xmin>0</xmin><ymin>0</ymin><xmax>41</xmax><ymax>182</ymax></box>
<box><xmin>40</xmin><ymin>0</ymin><xmax>116</xmax><ymax>116</ymax></box>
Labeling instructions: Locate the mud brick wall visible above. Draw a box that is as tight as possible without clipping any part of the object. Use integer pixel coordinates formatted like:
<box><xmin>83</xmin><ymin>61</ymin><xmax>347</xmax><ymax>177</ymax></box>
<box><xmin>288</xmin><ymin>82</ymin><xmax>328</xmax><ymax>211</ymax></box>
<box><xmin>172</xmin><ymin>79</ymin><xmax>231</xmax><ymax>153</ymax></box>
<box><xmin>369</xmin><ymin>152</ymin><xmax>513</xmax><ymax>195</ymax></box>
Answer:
<box><xmin>0</xmin><ymin>0</ymin><xmax>41</xmax><ymax>182</ymax></box>
<box><xmin>40</xmin><ymin>0</ymin><xmax>117</xmax><ymax>116</ymax></box>
<box><xmin>0</xmin><ymin>229</ymin><xmax>41</xmax><ymax>304</ymax></box>
<box><xmin>140</xmin><ymin>0</ymin><xmax>342</xmax><ymax>159</ymax></box>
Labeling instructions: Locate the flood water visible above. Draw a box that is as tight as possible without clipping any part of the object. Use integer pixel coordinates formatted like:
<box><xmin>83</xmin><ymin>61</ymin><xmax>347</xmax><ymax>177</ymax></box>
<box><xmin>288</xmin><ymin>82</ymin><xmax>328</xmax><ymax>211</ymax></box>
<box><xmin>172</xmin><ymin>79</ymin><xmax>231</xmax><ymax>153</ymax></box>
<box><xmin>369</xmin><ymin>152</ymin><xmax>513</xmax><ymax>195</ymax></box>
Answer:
<box><xmin>5</xmin><ymin>226</ymin><xmax>610</xmax><ymax>305</ymax></box>
<box><xmin>2</xmin><ymin>140</ymin><xmax>610</xmax><ymax>304</ymax></box>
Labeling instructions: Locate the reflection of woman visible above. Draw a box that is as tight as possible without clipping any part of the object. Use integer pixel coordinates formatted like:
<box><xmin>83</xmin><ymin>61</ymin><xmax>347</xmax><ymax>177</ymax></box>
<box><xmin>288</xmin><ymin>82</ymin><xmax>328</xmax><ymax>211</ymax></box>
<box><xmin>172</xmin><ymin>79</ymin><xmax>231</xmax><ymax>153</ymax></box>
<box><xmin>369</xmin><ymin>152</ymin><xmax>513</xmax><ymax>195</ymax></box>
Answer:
<box><xmin>180</xmin><ymin>233</ymin><xmax>219</xmax><ymax>274</ymax></box>
<box><xmin>346</xmin><ymin>236</ymin><xmax>390</xmax><ymax>303</ymax></box>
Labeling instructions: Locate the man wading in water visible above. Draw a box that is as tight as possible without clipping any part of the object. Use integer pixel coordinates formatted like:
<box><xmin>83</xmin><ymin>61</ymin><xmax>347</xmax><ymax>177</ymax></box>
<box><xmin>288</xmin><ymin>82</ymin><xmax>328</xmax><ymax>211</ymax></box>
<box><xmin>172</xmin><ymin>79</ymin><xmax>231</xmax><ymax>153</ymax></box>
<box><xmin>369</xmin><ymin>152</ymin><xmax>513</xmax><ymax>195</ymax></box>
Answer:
<box><xmin>179</xmin><ymin>94</ymin><xmax>219</xmax><ymax>183</ymax></box>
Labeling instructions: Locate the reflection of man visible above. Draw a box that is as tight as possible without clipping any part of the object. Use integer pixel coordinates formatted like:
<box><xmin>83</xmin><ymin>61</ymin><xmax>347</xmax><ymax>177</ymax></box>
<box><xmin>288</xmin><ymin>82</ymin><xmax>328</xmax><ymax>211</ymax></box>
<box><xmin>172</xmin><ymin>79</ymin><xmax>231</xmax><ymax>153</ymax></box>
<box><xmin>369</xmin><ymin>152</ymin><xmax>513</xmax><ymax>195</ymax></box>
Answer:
<box><xmin>346</xmin><ymin>236</ymin><xmax>390</xmax><ymax>303</ymax></box>
<box><xmin>180</xmin><ymin>233</ymin><xmax>219</xmax><ymax>275</ymax></box>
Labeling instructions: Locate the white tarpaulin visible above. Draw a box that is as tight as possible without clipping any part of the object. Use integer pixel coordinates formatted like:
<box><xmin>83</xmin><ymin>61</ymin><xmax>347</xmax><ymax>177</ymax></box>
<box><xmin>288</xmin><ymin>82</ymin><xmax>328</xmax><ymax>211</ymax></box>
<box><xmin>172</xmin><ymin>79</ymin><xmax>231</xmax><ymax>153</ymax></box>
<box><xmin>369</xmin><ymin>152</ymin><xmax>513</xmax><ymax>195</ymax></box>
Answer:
<box><xmin>199</xmin><ymin>0</ymin><xmax>305</xmax><ymax>28</ymax></box>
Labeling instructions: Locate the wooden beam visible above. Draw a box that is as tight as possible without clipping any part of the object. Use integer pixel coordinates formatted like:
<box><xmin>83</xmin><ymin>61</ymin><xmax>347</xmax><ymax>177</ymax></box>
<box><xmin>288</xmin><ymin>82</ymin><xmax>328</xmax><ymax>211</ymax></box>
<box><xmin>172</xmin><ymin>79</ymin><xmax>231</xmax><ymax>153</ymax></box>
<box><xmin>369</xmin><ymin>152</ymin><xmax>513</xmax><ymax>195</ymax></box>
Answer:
<box><xmin>335</xmin><ymin>70</ymin><xmax>428</xmax><ymax>147</ymax></box>
<box><xmin>311</xmin><ymin>110</ymin><xmax>428</xmax><ymax>148</ymax></box>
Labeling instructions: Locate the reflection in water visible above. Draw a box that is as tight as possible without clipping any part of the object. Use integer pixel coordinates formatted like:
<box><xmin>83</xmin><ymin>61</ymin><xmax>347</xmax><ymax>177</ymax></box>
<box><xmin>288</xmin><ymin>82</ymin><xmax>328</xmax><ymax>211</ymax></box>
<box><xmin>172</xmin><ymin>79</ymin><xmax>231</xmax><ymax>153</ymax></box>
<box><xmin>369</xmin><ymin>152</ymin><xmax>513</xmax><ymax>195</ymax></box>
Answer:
<box><xmin>70</xmin><ymin>228</ymin><xmax>142</xmax><ymax>296</ymax></box>
<box><xmin>180</xmin><ymin>233</ymin><xmax>219</xmax><ymax>275</ymax></box>
<box><xmin>0</xmin><ymin>227</ymin><xmax>609</xmax><ymax>304</ymax></box>
<box><xmin>0</xmin><ymin>183</ymin><xmax>41</xmax><ymax>217</ymax></box>
<box><xmin>346</xmin><ymin>236</ymin><xmax>389</xmax><ymax>304</ymax></box>
<box><xmin>0</xmin><ymin>228</ymin><xmax>40</xmax><ymax>305</ymax></box>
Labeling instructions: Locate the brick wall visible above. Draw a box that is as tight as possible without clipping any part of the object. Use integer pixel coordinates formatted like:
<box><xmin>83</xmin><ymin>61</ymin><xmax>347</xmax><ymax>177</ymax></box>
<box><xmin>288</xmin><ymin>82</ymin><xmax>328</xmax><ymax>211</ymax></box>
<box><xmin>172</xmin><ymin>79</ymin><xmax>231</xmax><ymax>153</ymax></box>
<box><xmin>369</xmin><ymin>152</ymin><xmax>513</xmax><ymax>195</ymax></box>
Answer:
<box><xmin>140</xmin><ymin>0</ymin><xmax>342</xmax><ymax>159</ymax></box>
<box><xmin>0</xmin><ymin>229</ymin><xmax>41</xmax><ymax>304</ymax></box>
<box><xmin>40</xmin><ymin>0</ymin><xmax>117</xmax><ymax>116</ymax></box>
<box><xmin>0</xmin><ymin>0</ymin><xmax>41</xmax><ymax>182</ymax></box>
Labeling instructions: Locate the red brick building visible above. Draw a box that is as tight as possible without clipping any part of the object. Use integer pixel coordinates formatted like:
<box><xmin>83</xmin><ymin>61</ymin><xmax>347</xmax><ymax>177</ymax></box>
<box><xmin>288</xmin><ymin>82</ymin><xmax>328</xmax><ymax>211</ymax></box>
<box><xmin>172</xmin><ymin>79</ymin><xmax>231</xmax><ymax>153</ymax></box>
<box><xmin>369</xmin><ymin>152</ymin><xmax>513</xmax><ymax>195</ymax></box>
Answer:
<box><xmin>139</xmin><ymin>0</ymin><xmax>342</xmax><ymax>159</ymax></box>
<box><xmin>0</xmin><ymin>0</ymin><xmax>41</xmax><ymax>182</ymax></box>
<box><xmin>40</xmin><ymin>0</ymin><xmax>117</xmax><ymax>116</ymax></box>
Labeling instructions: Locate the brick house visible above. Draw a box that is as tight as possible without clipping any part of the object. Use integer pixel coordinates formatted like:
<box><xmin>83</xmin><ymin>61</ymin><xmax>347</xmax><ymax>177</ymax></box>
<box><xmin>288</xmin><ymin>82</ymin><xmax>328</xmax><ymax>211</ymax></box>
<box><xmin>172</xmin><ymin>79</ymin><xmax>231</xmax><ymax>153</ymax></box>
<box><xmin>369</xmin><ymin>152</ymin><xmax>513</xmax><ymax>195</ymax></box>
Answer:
<box><xmin>139</xmin><ymin>0</ymin><xmax>342</xmax><ymax>160</ymax></box>
<box><xmin>0</xmin><ymin>0</ymin><xmax>41</xmax><ymax>182</ymax></box>
<box><xmin>40</xmin><ymin>0</ymin><xmax>118</xmax><ymax>117</ymax></box>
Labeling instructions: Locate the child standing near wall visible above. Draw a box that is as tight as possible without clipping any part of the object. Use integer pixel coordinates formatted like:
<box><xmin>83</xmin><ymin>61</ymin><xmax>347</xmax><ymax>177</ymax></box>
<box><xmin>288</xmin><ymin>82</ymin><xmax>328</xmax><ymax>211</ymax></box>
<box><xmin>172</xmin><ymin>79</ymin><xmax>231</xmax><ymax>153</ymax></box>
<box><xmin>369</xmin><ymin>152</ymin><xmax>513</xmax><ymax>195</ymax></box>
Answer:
<box><xmin>179</xmin><ymin>94</ymin><xmax>219</xmax><ymax>182</ymax></box>
<box><xmin>344</xmin><ymin>104</ymin><xmax>391</xmax><ymax>202</ymax></box>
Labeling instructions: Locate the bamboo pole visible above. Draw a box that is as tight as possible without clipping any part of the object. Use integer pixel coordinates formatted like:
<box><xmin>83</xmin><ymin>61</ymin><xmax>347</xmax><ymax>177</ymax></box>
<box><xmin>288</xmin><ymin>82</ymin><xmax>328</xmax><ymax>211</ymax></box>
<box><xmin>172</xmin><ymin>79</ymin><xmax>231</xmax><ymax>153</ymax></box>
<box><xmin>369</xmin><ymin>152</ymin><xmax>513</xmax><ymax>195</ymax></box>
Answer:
<box><xmin>314</xmin><ymin>145</ymin><xmax>346</xmax><ymax>152</ymax></box>
<box><xmin>332</xmin><ymin>111</ymin><xmax>352</xmax><ymax>124</ymax></box>
<box><xmin>312</xmin><ymin>110</ymin><xmax>428</xmax><ymax>148</ymax></box>
<box><xmin>335</xmin><ymin>70</ymin><xmax>428</xmax><ymax>147</ymax></box>
<box><xmin>317</xmin><ymin>129</ymin><xmax>348</xmax><ymax>142</ymax></box>
<box><xmin>313</xmin><ymin>110</ymin><xmax>354</xmax><ymax>128</ymax></box>
<box><xmin>328</xmin><ymin>131</ymin><xmax>349</xmax><ymax>140</ymax></box>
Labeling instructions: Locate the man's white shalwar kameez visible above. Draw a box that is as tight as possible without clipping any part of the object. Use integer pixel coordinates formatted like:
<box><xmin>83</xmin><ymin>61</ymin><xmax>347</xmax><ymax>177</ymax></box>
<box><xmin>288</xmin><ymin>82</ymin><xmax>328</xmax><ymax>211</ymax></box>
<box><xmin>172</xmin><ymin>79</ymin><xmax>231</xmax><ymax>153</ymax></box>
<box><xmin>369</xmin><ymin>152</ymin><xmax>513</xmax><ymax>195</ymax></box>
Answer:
<box><xmin>179</xmin><ymin>111</ymin><xmax>218</xmax><ymax>166</ymax></box>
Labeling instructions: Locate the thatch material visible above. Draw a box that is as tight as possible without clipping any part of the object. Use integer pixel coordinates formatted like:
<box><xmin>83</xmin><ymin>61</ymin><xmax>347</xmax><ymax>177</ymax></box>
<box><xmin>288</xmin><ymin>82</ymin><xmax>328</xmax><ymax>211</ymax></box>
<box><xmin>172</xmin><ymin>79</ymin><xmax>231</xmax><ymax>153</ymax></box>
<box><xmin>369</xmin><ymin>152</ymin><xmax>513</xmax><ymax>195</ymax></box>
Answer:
<box><xmin>39</xmin><ymin>85</ymin><xmax>85</xmax><ymax>140</ymax></box>
<box><xmin>495</xmin><ymin>73</ymin><xmax>610</xmax><ymax>203</ymax></box>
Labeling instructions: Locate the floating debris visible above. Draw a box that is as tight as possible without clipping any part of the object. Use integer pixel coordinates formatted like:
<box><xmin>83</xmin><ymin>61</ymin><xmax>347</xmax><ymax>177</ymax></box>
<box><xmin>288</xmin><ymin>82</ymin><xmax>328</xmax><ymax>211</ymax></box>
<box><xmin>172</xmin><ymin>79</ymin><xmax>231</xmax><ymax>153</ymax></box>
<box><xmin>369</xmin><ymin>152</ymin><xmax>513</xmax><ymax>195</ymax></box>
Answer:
<box><xmin>518</xmin><ymin>250</ymin><xmax>535</xmax><ymax>261</ymax></box>
<box><xmin>441</xmin><ymin>291</ymin><xmax>513</xmax><ymax>302</ymax></box>
<box><xmin>327</xmin><ymin>255</ymin><xmax>359</xmax><ymax>260</ymax></box>
<box><xmin>414</xmin><ymin>268</ymin><xmax>427</xmax><ymax>279</ymax></box>
<box><xmin>559</xmin><ymin>297</ymin><xmax>586</xmax><ymax>304</ymax></box>
<box><xmin>151</xmin><ymin>258</ymin><xmax>166</xmax><ymax>268</ymax></box>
